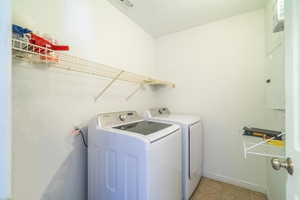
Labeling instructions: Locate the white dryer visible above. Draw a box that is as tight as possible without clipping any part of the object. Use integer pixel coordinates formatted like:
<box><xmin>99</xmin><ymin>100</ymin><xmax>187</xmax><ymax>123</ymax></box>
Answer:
<box><xmin>88</xmin><ymin>111</ymin><xmax>182</xmax><ymax>200</ymax></box>
<box><xmin>145</xmin><ymin>107</ymin><xmax>203</xmax><ymax>200</ymax></box>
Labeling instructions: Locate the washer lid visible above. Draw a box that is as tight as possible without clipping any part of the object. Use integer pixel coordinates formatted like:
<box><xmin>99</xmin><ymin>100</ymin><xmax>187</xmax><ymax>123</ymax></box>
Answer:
<box><xmin>114</xmin><ymin>121</ymin><xmax>172</xmax><ymax>135</ymax></box>
<box><xmin>152</xmin><ymin>114</ymin><xmax>200</xmax><ymax>125</ymax></box>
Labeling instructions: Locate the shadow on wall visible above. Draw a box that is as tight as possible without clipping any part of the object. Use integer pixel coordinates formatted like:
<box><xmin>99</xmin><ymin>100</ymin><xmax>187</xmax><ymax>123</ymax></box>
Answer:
<box><xmin>41</xmin><ymin>131</ymin><xmax>88</xmax><ymax>200</ymax></box>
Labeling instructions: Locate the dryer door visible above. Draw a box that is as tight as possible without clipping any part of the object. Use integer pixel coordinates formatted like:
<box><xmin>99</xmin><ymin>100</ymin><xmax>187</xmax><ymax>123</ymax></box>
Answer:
<box><xmin>188</xmin><ymin>121</ymin><xmax>203</xmax><ymax>195</ymax></box>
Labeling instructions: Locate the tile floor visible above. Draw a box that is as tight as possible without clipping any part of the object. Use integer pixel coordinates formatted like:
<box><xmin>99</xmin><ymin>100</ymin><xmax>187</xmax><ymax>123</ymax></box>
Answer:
<box><xmin>191</xmin><ymin>178</ymin><xmax>267</xmax><ymax>200</ymax></box>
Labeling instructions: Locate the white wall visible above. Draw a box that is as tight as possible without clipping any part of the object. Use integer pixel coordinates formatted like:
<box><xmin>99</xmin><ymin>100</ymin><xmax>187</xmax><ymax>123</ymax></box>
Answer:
<box><xmin>155</xmin><ymin>10</ymin><xmax>268</xmax><ymax>192</ymax></box>
<box><xmin>12</xmin><ymin>0</ymin><xmax>156</xmax><ymax>199</ymax></box>
<box><xmin>0</xmin><ymin>0</ymin><xmax>12</xmax><ymax>199</ymax></box>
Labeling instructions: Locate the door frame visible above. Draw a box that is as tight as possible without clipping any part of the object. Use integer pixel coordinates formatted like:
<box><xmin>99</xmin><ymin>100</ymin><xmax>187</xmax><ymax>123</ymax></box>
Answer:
<box><xmin>0</xmin><ymin>0</ymin><xmax>12</xmax><ymax>199</ymax></box>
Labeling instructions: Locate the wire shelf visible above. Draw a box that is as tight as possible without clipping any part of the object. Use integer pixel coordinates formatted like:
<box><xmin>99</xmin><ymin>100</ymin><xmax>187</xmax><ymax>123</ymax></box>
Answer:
<box><xmin>242</xmin><ymin>134</ymin><xmax>285</xmax><ymax>159</ymax></box>
<box><xmin>12</xmin><ymin>39</ymin><xmax>175</xmax><ymax>100</ymax></box>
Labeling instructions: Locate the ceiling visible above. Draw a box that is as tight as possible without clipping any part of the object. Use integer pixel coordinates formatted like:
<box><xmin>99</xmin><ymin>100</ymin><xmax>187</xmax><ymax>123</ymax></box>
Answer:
<box><xmin>108</xmin><ymin>0</ymin><xmax>268</xmax><ymax>37</ymax></box>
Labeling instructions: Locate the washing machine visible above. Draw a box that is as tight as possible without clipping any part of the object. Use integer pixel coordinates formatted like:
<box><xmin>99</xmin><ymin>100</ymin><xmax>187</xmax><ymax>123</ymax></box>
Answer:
<box><xmin>88</xmin><ymin>111</ymin><xmax>182</xmax><ymax>200</ymax></box>
<box><xmin>145</xmin><ymin>107</ymin><xmax>203</xmax><ymax>200</ymax></box>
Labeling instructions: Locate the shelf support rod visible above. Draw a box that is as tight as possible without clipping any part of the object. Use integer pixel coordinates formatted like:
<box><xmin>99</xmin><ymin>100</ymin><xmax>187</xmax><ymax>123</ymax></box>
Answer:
<box><xmin>243</xmin><ymin>140</ymin><xmax>248</xmax><ymax>159</ymax></box>
<box><xmin>94</xmin><ymin>70</ymin><xmax>124</xmax><ymax>101</ymax></box>
<box><xmin>126</xmin><ymin>83</ymin><xmax>144</xmax><ymax>101</ymax></box>
<box><xmin>247</xmin><ymin>151</ymin><xmax>285</xmax><ymax>159</ymax></box>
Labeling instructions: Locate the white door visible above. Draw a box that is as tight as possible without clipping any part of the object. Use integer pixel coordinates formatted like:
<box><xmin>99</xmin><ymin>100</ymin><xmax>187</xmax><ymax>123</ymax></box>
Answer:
<box><xmin>285</xmin><ymin>0</ymin><xmax>300</xmax><ymax>199</ymax></box>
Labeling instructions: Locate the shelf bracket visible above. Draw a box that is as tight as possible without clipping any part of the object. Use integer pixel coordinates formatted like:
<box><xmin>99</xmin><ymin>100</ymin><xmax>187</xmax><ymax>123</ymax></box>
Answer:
<box><xmin>126</xmin><ymin>83</ymin><xmax>144</xmax><ymax>101</ymax></box>
<box><xmin>12</xmin><ymin>38</ymin><xmax>176</xmax><ymax>100</ymax></box>
<box><xmin>94</xmin><ymin>70</ymin><xmax>124</xmax><ymax>101</ymax></box>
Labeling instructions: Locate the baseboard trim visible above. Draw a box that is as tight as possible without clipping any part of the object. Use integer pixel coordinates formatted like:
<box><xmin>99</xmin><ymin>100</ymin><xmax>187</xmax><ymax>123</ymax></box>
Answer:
<box><xmin>203</xmin><ymin>171</ymin><xmax>267</xmax><ymax>194</ymax></box>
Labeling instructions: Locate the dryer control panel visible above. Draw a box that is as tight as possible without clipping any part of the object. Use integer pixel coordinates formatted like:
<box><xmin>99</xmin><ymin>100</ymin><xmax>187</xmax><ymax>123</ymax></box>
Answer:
<box><xmin>148</xmin><ymin>107</ymin><xmax>171</xmax><ymax>117</ymax></box>
<box><xmin>98</xmin><ymin>111</ymin><xmax>143</xmax><ymax>127</ymax></box>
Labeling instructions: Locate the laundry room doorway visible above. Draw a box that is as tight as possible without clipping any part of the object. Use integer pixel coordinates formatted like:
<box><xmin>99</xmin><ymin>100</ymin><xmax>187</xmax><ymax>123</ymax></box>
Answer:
<box><xmin>284</xmin><ymin>0</ymin><xmax>300</xmax><ymax>199</ymax></box>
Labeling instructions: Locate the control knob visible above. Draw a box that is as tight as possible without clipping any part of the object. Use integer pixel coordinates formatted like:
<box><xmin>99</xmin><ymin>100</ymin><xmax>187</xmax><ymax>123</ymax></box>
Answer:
<box><xmin>119</xmin><ymin>114</ymin><xmax>127</xmax><ymax>121</ymax></box>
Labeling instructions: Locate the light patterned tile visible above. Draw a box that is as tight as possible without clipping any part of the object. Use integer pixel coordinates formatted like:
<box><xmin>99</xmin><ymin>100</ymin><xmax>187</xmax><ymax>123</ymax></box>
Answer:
<box><xmin>222</xmin><ymin>182</ymin><xmax>256</xmax><ymax>199</ymax></box>
<box><xmin>197</xmin><ymin>178</ymin><xmax>223</xmax><ymax>195</ymax></box>
<box><xmin>221</xmin><ymin>186</ymin><xmax>236</xmax><ymax>200</ymax></box>
<box><xmin>220</xmin><ymin>193</ymin><xmax>236</xmax><ymax>200</ymax></box>
<box><xmin>191</xmin><ymin>178</ymin><xmax>267</xmax><ymax>200</ymax></box>
<box><xmin>193</xmin><ymin>192</ymin><xmax>220</xmax><ymax>200</ymax></box>
<box><xmin>251</xmin><ymin>191</ymin><xmax>267</xmax><ymax>200</ymax></box>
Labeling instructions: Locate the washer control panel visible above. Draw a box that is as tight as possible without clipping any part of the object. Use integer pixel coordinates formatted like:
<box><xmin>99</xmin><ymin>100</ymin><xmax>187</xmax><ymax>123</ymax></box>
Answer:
<box><xmin>98</xmin><ymin>111</ymin><xmax>143</xmax><ymax>127</ymax></box>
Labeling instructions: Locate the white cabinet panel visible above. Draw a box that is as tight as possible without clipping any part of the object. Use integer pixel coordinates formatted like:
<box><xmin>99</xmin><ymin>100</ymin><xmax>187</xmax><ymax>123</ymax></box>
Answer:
<box><xmin>265</xmin><ymin>0</ymin><xmax>284</xmax><ymax>54</ymax></box>
<box><xmin>188</xmin><ymin>122</ymin><xmax>202</xmax><ymax>197</ymax></box>
<box><xmin>264</xmin><ymin>0</ymin><xmax>285</xmax><ymax>110</ymax></box>
<box><xmin>265</xmin><ymin>45</ymin><xmax>285</xmax><ymax>110</ymax></box>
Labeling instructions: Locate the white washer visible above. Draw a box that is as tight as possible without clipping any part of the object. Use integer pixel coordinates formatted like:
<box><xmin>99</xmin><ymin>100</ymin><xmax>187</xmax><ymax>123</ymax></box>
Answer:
<box><xmin>88</xmin><ymin>111</ymin><xmax>182</xmax><ymax>200</ymax></box>
<box><xmin>145</xmin><ymin>107</ymin><xmax>203</xmax><ymax>200</ymax></box>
